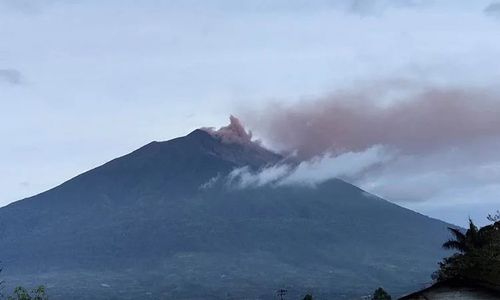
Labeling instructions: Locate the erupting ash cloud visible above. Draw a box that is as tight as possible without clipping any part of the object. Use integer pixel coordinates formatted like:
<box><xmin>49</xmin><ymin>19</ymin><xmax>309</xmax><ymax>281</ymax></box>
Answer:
<box><xmin>202</xmin><ymin>115</ymin><xmax>259</xmax><ymax>146</ymax></box>
<box><xmin>233</xmin><ymin>83</ymin><xmax>500</xmax><ymax>208</ymax></box>
<box><xmin>243</xmin><ymin>85</ymin><xmax>500</xmax><ymax>159</ymax></box>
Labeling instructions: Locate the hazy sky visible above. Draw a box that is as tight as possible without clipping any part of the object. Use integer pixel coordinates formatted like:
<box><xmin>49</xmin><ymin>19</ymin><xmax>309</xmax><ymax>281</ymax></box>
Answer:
<box><xmin>2</xmin><ymin>0</ymin><xmax>500</xmax><ymax>226</ymax></box>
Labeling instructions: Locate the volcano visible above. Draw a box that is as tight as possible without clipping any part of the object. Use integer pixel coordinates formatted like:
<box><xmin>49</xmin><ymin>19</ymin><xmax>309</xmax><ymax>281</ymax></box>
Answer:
<box><xmin>0</xmin><ymin>118</ymin><xmax>451</xmax><ymax>299</ymax></box>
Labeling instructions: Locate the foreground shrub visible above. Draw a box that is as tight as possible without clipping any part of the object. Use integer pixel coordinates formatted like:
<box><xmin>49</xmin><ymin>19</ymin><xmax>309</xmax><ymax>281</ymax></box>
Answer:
<box><xmin>7</xmin><ymin>285</ymin><xmax>48</xmax><ymax>300</ymax></box>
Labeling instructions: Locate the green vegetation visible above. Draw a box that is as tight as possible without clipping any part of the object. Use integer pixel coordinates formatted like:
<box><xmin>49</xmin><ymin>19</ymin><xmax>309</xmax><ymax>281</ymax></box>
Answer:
<box><xmin>7</xmin><ymin>286</ymin><xmax>48</xmax><ymax>300</ymax></box>
<box><xmin>302</xmin><ymin>294</ymin><xmax>313</xmax><ymax>300</ymax></box>
<box><xmin>434</xmin><ymin>211</ymin><xmax>500</xmax><ymax>285</ymax></box>
<box><xmin>0</xmin><ymin>266</ymin><xmax>47</xmax><ymax>299</ymax></box>
<box><xmin>372</xmin><ymin>287</ymin><xmax>391</xmax><ymax>300</ymax></box>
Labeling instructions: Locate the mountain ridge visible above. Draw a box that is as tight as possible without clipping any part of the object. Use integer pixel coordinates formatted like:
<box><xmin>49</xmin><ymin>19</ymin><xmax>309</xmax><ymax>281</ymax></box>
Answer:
<box><xmin>0</xmin><ymin>124</ymin><xmax>453</xmax><ymax>299</ymax></box>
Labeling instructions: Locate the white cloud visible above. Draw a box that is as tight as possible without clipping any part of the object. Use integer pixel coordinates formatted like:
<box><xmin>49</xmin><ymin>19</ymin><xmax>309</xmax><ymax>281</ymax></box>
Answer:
<box><xmin>281</xmin><ymin>145</ymin><xmax>392</xmax><ymax>185</ymax></box>
<box><xmin>227</xmin><ymin>164</ymin><xmax>292</xmax><ymax>188</ymax></box>
<box><xmin>227</xmin><ymin>145</ymin><xmax>393</xmax><ymax>188</ymax></box>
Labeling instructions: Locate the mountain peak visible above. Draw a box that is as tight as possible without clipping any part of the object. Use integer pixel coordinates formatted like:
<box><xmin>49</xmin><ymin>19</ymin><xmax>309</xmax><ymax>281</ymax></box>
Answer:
<box><xmin>194</xmin><ymin>116</ymin><xmax>282</xmax><ymax>167</ymax></box>
<box><xmin>201</xmin><ymin>115</ymin><xmax>257</xmax><ymax>146</ymax></box>
<box><xmin>0</xmin><ymin>116</ymin><xmax>452</xmax><ymax>299</ymax></box>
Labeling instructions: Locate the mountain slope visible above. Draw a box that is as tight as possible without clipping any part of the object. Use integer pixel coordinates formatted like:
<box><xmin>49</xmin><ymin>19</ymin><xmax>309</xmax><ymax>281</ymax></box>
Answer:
<box><xmin>0</xmin><ymin>126</ymin><xmax>451</xmax><ymax>299</ymax></box>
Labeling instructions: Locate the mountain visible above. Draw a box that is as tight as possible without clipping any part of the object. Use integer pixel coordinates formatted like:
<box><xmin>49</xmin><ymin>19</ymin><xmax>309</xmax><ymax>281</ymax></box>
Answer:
<box><xmin>0</xmin><ymin>120</ymin><xmax>452</xmax><ymax>299</ymax></box>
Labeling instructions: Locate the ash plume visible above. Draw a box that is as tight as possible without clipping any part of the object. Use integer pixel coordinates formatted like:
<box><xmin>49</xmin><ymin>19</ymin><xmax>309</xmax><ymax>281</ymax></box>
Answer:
<box><xmin>236</xmin><ymin>83</ymin><xmax>500</xmax><ymax>205</ymax></box>
<box><xmin>243</xmin><ymin>85</ymin><xmax>500</xmax><ymax>159</ymax></box>
<box><xmin>202</xmin><ymin>115</ymin><xmax>258</xmax><ymax>146</ymax></box>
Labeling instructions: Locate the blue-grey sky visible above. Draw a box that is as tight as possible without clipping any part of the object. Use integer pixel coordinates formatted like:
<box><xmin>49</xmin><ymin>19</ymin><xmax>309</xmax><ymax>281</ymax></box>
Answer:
<box><xmin>1</xmin><ymin>0</ymin><xmax>500</xmax><ymax>226</ymax></box>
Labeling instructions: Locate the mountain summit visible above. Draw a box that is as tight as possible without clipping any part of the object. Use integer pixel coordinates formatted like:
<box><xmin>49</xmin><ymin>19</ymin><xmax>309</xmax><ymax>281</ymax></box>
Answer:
<box><xmin>202</xmin><ymin>115</ymin><xmax>255</xmax><ymax>146</ymax></box>
<box><xmin>0</xmin><ymin>118</ymin><xmax>451</xmax><ymax>299</ymax></box>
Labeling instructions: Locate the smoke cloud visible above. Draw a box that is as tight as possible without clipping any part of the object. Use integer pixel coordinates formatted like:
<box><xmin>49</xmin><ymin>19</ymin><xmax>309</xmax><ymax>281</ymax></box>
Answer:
<box><xmin>202</xmin><ymin>115</ymin><xmax>259</xmax><ymax>146</ymax></box>
<box><xmin>237</xmin><ymin>83</ymin><xmax>500</xmax><ymax>209</ymax></box>
<box><xmin>244</xmin><ymin>85</ymin><xmax>500</xmax><ymax>159</ymax></box>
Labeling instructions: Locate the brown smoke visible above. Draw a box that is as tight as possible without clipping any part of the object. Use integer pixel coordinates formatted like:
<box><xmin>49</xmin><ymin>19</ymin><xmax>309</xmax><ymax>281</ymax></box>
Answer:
<box><xmin>243</xmin><ymin>85</ymin><xmax>500</xmax><ymax>159</ymax></box>
<box><xmin>202</xmin><ymin>115</ymin><xmax>257</xmax><ymax>145</ymax></box>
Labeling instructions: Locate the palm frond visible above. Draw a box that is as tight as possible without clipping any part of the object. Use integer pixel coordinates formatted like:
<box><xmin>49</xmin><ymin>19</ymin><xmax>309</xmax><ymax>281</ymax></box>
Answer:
<box><xmin>447</xmin><ymin>227</ymin><xmax>466</xmax><ymax>243</ymax></box>
<box><xmin>442</xmin><ymin>240</ymin><xmax>467</xmax><ymax>252</ymax></box>
<box><xmin>467</xmin><ymin>218</ymin><xmax>479</xmax><ymax>235</ymax></box>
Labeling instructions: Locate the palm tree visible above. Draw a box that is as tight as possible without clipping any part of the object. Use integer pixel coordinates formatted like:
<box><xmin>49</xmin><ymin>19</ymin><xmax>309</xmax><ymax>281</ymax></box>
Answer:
<box><xmin>437</xmin><ymin>217</ymin><xmax>500</xmax><ymax>283</ymax></box>
<box><xmin>442</xmin><ymin>219</ymin><xmax>482</xmax><ymax>253</ymax></box>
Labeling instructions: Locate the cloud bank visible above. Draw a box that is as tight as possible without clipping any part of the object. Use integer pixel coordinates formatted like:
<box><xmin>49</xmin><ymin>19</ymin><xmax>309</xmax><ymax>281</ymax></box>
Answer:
<box><xmin>223</xmin><ymin>145</ymin><xmax>392</xmax><ymax>189</ymax></box>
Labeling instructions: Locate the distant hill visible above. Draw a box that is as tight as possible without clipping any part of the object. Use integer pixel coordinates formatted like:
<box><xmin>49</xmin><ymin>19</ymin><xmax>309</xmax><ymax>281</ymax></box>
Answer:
<box><xmin>0</xmin><ymin>125</ymin><xmax>452</xmax><ymax>299</ymax></box>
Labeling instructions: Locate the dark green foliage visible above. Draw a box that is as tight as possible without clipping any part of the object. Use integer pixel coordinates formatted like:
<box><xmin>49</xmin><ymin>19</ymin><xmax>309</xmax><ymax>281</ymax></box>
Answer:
<box><xmin>7</xmin><ymin>286</ymin><xmax>47</xmax><ymax>300</ymax></box>
<box><xmin>372</xmin><ymin>287</ymin><xmax>391</xmax><ymax>300</ymax></box>
<box><xmin>435</xmin><ymin>217</ymin><xmax>500</xmax><ymax>285</ymax></box>
<box><xmin>7</xmin><ymin>287</ymin><xmax>30</xmax><ymax>300</ymax></box>
<box><xmin>442</xmin><ymin>219</ymin><xmax>483</xmax><ymax>253</ymax></box>
<box><xmin>488</xmin><ymin>210</ymin><xmax>500</xmax><ymax>222</ymax></box>
<box><xmin>0</xmin><ymin>267</ymin><xmax>46</xmax><ymax>300</ymax></box>
<box><xmin>31</xmin><ymin>286</ymin><xmax>48</xmax><ymax>300</ymax></box>
<box><xmin>302</xmin><ymin>294</ymin><xmax>313</xmax><ymax>300</ymax></box>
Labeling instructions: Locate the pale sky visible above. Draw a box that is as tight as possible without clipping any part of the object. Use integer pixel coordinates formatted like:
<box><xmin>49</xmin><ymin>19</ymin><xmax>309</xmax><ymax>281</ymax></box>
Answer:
<box><xmin>1</xmin><ymin>0</ymin><xmax>500</xmax><ymax>226</ymax></box>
